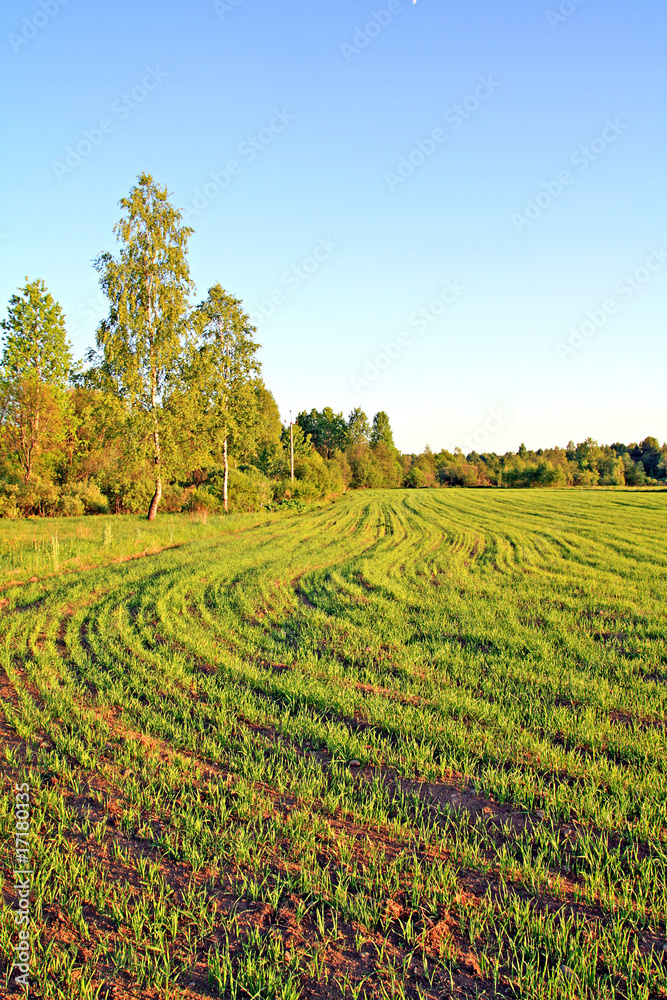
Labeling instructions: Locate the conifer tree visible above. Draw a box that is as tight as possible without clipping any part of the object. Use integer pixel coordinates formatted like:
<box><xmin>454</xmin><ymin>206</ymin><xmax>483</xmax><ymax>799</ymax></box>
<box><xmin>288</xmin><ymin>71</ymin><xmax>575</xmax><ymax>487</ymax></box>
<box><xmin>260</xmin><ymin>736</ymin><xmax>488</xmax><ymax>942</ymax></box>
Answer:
<box><xmin>0</xmin><ymin>278</ymin><xmax>73</xmax><ymax>482</ymax></box>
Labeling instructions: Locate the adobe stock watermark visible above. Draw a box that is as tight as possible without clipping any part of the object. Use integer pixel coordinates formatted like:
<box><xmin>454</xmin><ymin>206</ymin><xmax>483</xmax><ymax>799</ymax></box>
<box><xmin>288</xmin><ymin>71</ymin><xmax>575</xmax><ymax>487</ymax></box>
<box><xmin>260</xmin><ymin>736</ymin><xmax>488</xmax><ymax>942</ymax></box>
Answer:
<box><xmin>512</xmin><ymin>118</ymin><xmax>627</xmax><ymax>232</ymax></box>
<box><xmin>546</xmin><ymin>0</ymin><xmax>587</xmax><ymax>30</ymax></box>
<box><xmin>251</xmin><ymin>238</ymin><xmax>339</xmax><ymax>321</ymax></box>
<box><xmin>351</xmin><ymin>278</ymin><xmax>466</xmax><ymax>390</ymax></box>
<box><xmin>181</xmin><ymin>109</ymin><xmax>296</xmax><ymax>223</ymax></box>
<box><xmin>459</xmin><ymin>407</ymin><xmax>511</xmax><ymax>454</ymax></box>
<box><xmin>556</xmin><ymin>246</ymin><xmax>667</xmax><ymax>360</ymax></box>
<box><xmin>213</xmin><ymin>0</ymin><xmax>244</xmax><ymax>20</ymax></box>
<box><xmin>8</xmin><ymin>0</ymin><xmax>71</xmax><ymax>53</ymax></box>
<box><xmin>340</xmin><ymin>0</ymin><xmax>404</xmax><ymax>62</ymax></box>
<box><xmin>11</xmin><ymin>782</ymin><xmax>32</xmax><ymax>991</ymax></box>
<box><xmin>66</xmin><ymin>290</ymin><xmax>108</xmax><ymax>341</ymax></box>
<box><xmin>51</xmin><ymin>66</ymin><xmax>168</xmax><ymax>180</ymax></box>
<box><xmin>385</xmin><ymin>76</ymin><xmax>501</xmax><ymax>191</ymax></box>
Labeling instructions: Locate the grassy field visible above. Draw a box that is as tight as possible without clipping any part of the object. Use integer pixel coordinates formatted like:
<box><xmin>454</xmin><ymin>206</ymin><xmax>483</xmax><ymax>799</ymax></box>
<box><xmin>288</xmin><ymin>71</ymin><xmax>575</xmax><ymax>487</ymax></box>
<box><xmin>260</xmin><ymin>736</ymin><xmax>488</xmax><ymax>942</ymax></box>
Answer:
<box><xmin>1</xmin><ymin>489</ymin><xmax>666</xmax><ymax>999</ymax></box>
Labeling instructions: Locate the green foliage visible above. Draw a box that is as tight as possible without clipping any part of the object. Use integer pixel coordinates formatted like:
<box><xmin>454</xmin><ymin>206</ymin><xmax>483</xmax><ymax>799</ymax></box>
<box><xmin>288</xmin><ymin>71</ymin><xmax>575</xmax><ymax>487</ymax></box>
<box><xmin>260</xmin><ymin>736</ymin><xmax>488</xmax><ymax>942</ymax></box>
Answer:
<box><xmin>182</xmin><ymin>284</ymin><xmax>262</xmax><ymax>511</ymax></box>
<box><xmin>371</xmin><ymin>441</ymin><xmax>402</xmax><ymax>488</ymax></box>
<box><xmin>2</xmin><ymin>193</ymin><xmax>665</xmax><ymax>520</ymax></box>
<box><xmin>429</xmin><ymin>437</ymin><xmax>665</xmax><ymax>490</ymax></box>
<box><xmin>187</xmin><ymin>284</ymin><xmax>261</xmax><ymax>446</ymax></box>
<box><xmin>0</xmin><ymin>377</ymin><xmax>65</xmax><ymax>484</ymax></box>
<box><xmin>348</xmin><ymin>447</ymin><xmax>386</xmax><ymax>489</ymax></box>
<box><xmin>370</xmin><ymin>410</ymin><xmax>395</xmax><ymax>449</ymax></box>
<box><xmin>438</xmin><ymin>461</ymin><xmax>481</xmax><ymax>487</ymax></box>
<box><xmin>188</xmin><ymin>469</ymin><xmax>274</xmax><ymax>514</ymax></box>
<box><xmin>403</xmin><ymin>466</ymin><xmax>426</xmax><ymax>488</ymax></box>
<box><xmin>0</xmin><ymin>484</ymin><xmax>19</xmax><ymax>519</ymax></box>
<box><xmin>63</xmin><ymin>482</ymin><xmax>110</xmax><ymax>516</ymax></box>
<box><xmin>0</xmin><ymin>277</ymin><xmax>73</xmax><ymax>389</ymax></box>
<box><xmin>347</xmin><ymin>407</ymin><xmax>370</xmax><ymax>445</ymax></box>
<box><xmin>224</xmin><ymin>468</ymin><xmax>273</xmax><ymax>512</ymax></box>
<box><xmin>183</xmin><ymin>485</ymin><xmax>222</xmax><ymax>515</ymax></box>
<box><xmin>0</xmin><ymin>278</ymin><xmax>74</xmax><ymax>484</ymax></box>
<box><xmin>94</xmin><ymin>173</ymin><xmax>194</xmax><ymax>519</ymax></box>
<box><xmin>234</xmin><ymin>383</ymin><xmax>282</xmax><ymax>465</ymax></box>
<box><xmin>297</xmin><ymin>407</ymin><xmax>349</xmax><ymax>459</ymax></box>
<box><xmin>280</xmin><ymin>421</ymin><xmax>312</xmax><ymax>460</ymax></box>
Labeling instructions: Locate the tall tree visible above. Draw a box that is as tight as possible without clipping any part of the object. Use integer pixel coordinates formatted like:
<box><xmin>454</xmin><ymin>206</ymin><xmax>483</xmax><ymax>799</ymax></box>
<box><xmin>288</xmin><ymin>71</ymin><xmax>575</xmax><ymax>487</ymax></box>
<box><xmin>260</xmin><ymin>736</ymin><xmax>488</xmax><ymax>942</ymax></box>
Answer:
<box><xmin>230</xmin><ymin>383</ymin><xmax>282</xmax><ymax>464</ymax></box>
<box><xmin>1</xmin><ymin>278</ymin><xmax>72</xmax><ymax>388</ymax></box>
<box><xmin>297</xmin><ymin>407</ymin><xmax>348</xmax><ymax>458</ymax></box>
<box><xmin>94</xmin><ymin>173</ymin><xmax>193</xmax><ymax>520</ymax></box>
<box><xmin>0</xmin><ymin>278</ymin><xmax>73</xmax><ymax>482</ymax></box>
<box><xmin>347</xmin><ymin>407</ymin><xmax>370</xmax><ymax>445</ymax></box>
<box><xmin>188</xmin><ymin>285</ymin><xmax>261</xmax><ymax>511</ymax></box>
<box><xmin>370</xmin><ymin>410</ymin><xmax>396</xmax><ymax>450</ymax></box>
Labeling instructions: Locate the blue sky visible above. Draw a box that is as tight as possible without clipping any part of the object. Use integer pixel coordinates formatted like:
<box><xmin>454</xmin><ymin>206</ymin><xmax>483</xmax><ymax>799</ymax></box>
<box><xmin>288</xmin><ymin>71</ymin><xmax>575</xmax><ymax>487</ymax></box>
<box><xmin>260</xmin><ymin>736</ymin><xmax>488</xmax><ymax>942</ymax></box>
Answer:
<box><xmin>1</xmin><ymin>0</ymin><xmax>665</xmax><ymax>453</ymax></box>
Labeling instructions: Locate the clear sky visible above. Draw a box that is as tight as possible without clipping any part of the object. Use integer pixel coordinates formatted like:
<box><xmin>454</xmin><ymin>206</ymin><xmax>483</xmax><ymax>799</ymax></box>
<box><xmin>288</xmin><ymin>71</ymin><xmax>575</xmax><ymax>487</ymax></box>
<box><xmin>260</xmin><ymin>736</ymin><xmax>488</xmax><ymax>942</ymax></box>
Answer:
<box><xmin>1</xmin><ymin>0</ymin><xmax>665</xmax><ymax>454</ymax></box>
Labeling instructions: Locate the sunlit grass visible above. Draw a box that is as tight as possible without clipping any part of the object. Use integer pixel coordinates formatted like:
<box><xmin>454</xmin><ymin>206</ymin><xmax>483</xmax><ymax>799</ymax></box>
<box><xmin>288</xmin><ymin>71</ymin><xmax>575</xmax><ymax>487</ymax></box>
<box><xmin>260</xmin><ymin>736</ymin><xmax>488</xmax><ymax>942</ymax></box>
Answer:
<box><xmin>0</xmin><ymin>509</ymin><xmax>281</xmax><ymax>586</ymax></box>
<box><xmin>1</xmin><ymin>489</ymin><xmax>666</xmax><ymax>998</ymax></box>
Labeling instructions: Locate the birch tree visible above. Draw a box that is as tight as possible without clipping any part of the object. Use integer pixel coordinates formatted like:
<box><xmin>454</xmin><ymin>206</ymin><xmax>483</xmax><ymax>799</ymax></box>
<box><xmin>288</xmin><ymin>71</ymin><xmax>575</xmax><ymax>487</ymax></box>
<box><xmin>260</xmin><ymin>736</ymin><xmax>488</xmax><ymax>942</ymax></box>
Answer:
<box><xmin>94</xmin><ymin>173</ymin><xmax>193</xmax><ymax>520</ymax></box>
<box><xmin>189</xmin><ymin>285</ymin><xmax>261</xmax><ymax>511</ymax></box>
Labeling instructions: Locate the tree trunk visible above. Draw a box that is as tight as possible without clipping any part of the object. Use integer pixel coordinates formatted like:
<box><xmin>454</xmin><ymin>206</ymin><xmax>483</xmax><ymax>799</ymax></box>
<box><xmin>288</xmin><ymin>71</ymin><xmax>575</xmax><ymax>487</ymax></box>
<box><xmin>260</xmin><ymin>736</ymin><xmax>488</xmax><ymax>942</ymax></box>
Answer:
<box><xmin>147</xmin><ymin>474</ymin><xmax>162</xmax><ymax>521</ymax></box>
<box><xmin>147</xmin><ymin>423</ymin><xmax>162</xmax><ymax>520</ymax></box>
<box><xmin>147</xmin><ymin>358</ymin><xmax>162</xmax><ymax>521</ymax></box>
<box><xmin>223</xmin><ymin>437</ymin><xmax>228</xmax><ymax>513</ymax></box>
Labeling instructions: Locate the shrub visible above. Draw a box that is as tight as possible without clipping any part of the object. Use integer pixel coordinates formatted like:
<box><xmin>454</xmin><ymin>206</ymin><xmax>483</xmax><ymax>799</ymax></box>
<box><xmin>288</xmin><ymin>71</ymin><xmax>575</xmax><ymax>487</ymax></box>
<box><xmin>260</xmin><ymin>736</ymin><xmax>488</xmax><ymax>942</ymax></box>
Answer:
<box><xmin>274</xmin><ymin>478</ymin><xmax>318</xmax><ymax>504</ymax></box>
<box><xmin>19</xmin><ymin>477</ymin><xmax>60</xmax><ymax>516</ymax></box>
<box><xmin>116</xmin><ymin>479</ymin><xmax>154</xmax><ymax>514</ymax></box>
<box><xmin>184</xmin><ymin>486</ymin><xmax>222</xmax><ymax>515</ymax></box>
<box><xmin>58</xmin><ymin>493</ymin><xmax>85</xmax><ymax>517</ymax></box>
<box><xmin>226</xmin><ymin>468</ymin><xmax>273</xmax><ymax>512</ymax></box>
<box><xmin>0</xmin><ymin>484</ymin><xmax>20</xmax><ymax>519</ymax></box>
<box><xmin>78</xmin><ymin>482</ymin><xmax>109</xmax><ymax>514</ymax></box>
<box><xmin>160</xmin><ymin>483</ymin><xmax>189</xmax><ymax>513</ymax></box>
<box><xmin>404</xmin><ymin>467</ymin><xmax>426</xmax><ymax>489</ymax></box>
<box><xmin>438</xmin><ymin>464</ymin><xmax>480</xmax><ymax>487</ymax></box>
<box><xmin>572</xmin><ymin>468</ymin><xmax>598</xmax><ymax>487</ymax></box>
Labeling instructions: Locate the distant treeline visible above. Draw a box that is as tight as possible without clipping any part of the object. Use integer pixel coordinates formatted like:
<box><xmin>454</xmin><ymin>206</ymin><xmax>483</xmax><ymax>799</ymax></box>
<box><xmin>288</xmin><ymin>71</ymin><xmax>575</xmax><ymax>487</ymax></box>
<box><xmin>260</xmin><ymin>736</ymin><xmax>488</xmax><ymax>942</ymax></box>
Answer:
<box><xmin>295</xmin><ymin>408</ymin><xmax>664</xmax><ymax>490</ymax></box>
<box><xmin>1</xmin><ymin>174</ymin><xmax>664</xmax><ymax>519</ymax></box>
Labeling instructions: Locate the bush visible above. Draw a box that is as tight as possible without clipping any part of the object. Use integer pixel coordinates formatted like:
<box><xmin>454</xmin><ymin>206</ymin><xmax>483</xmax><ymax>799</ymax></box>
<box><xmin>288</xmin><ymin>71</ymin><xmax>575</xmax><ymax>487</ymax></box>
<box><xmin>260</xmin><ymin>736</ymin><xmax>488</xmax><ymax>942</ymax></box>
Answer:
<box><xmin>58</xmin><ymin>493</ymin><xmax>85</xmax><ymax>517</ymax></box>
<box><xmin>274</xmin><ymin>478</ymin><xmax>318</xmax><ymax>504</ymax></box>
<box><xmin>184</xmin><ymin>486</ymin><xmax>222</xmax><ymax>515</ymax></box>
<box><xmin>116</xmin><ymin>479</ymin><xmax>154</xmax><ymax>515</ymax></box>
<box><xmin>78</xmin><ymin>482</ymin><xmax>109</xmax><ymax>514</ymax></box>
<box><xmin>349</xmin><ymin>452</ymin><xmax>385</xmax><ymax>489</ymax></box>
<box><xmin>19</xmin><ymin>477</ymin><xmax>60</xmax><ymax>516</ymax></box>
<box><xmin>0</xmin><ymin>484</ymin><xmax>20</xmax><ymax>519</ymax></box>
<box><xmin>227</xmin><ymin>468</ymin><xmax>273</xmax><ymax>511</ymax></box>
<box><xmin>572</xmin><ymin>468</ymin><xmax>598</xmax><ymax>487</ymax></box>
<box><xmin>438</xmin><ymin>464</ymin><xmax>480</xmax><ymax>487</ymax></box>
<box><xmin>292</xmin><ymin>453</ymin><xmax>344</xmax><ymax>497</ymax></box>
<box><xmin>160</xmin><ymin>483</ymin><xmax>189</xmax><ymax>513</ymax></box>
<box><xmin>59</xmin><ymin>481</ymin><xmax>110</xmax><ymax>516</ymax></box>
<box><xmin>200</xmin><ymin>468</ymin><xmax>274</xmax><ymax>513</ymax></box>
<box><xmin>404</xmin><ymin>467</ymin><xmax>426</xmax><ymax>489</ymax></box>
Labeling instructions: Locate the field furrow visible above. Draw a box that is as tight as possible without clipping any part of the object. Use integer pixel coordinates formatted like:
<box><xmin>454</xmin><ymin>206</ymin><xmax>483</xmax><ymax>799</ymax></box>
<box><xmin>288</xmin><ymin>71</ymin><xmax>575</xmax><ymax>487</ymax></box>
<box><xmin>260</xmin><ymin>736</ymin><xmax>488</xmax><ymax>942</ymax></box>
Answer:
<box><xmin>1</xmin><ymin>490</ymin><xmax>666</xmax><ymax>999</ymax></box>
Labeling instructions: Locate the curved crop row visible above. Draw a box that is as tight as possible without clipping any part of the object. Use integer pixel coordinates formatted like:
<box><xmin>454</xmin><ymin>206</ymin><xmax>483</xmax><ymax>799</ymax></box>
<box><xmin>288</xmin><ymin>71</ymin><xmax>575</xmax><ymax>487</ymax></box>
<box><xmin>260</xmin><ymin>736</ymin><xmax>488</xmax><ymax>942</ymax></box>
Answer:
<box><xmin>1</xmin><ymin>490</ymin><xmax>666</xmax><ymax>999</ymax></box>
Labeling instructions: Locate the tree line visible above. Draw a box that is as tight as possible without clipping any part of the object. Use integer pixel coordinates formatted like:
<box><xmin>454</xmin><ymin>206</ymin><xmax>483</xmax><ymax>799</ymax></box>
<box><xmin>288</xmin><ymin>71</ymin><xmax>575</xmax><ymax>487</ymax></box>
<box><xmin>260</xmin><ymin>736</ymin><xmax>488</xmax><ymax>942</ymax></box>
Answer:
<box><xmin>1</xmin><ymin>174</ymin><xmax>664</xmax><ymax>519</ymax></box>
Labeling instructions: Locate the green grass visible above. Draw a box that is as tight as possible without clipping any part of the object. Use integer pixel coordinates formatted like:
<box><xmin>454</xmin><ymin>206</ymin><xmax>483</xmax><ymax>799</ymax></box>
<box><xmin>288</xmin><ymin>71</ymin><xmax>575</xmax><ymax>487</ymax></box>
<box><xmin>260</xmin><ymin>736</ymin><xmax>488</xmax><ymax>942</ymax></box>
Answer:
<box><xmin>0</xmin><ymin>489</ymin><xmax>666</xmax><ymax>999</ymax></box>
<box><xmin>0</xmin><ymin>509</ymin><xmax>286</xmax><ymax>586</ymax></box>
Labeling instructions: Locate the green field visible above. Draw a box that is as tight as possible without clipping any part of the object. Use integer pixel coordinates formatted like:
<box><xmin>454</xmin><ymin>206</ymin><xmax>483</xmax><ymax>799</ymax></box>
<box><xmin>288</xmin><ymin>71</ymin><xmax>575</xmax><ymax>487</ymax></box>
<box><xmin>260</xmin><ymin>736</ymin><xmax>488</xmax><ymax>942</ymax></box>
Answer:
<box><xmin>1</xmin><ymin>490</ymin><xmax>666</xmax><ymax>999</ymax></box>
